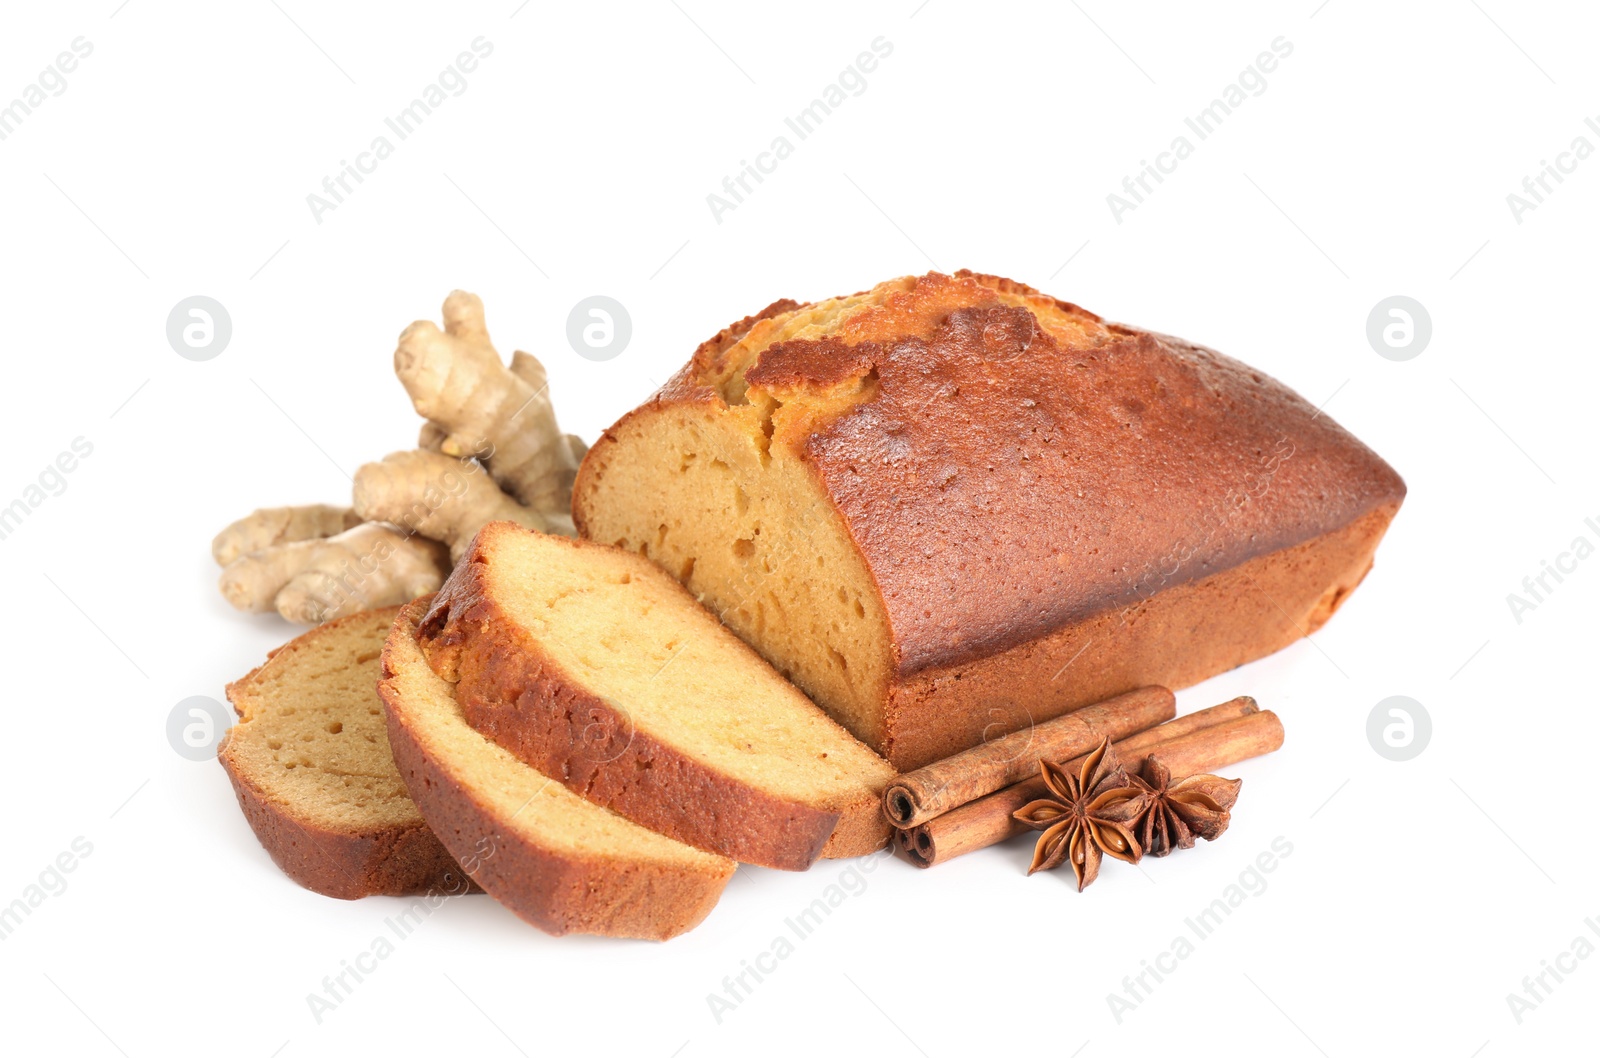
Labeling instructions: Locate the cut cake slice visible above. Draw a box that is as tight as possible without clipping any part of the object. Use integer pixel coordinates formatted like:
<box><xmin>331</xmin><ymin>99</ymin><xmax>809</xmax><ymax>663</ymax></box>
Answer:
<box><xmin>379</xmin><ymin>599</ymin><xmax>734</xmax><ymax>940</ymax></box>
<box><xmin>219</xmin><ymin>607</ymin><xmax>469</xmax><ymax>900</ymax></box>
<box><xmin>417</xmin><ymin>523</ymin><xmax>896</xmax><ymax>871</ymax></box>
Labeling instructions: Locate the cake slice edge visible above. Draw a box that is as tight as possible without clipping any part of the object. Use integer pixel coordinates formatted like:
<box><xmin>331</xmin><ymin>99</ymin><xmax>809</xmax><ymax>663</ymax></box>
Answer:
<box><xmin>379</xmin><ymin>598</ymin><xmax>734</xmax><ymax>940</ymax></box>
<box><xmin>218</xmin><ymin>607</ymin><xmax>472</xmax><ymax>900</ymax></box>
<box><xmin>418</xmin><ymin>523</ymin><xmax>895</xmax><ymax>870</ymax></box>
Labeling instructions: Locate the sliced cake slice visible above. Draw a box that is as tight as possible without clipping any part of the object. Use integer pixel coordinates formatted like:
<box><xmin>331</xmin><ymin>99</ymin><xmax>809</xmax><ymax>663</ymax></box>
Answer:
<box><xmin>219</xmin><ymin>607</ymin><xmax>470</xmax><ymax>900</ymax></box>
<box><xmin>417</xmin><ymin>522</ymin><xmax>897</xmax><ymax>871</ymax></box>
<box><xmin>379</xmin><ymin>599</ymin><xmax>733</xmax><ymax>940</ymax></box>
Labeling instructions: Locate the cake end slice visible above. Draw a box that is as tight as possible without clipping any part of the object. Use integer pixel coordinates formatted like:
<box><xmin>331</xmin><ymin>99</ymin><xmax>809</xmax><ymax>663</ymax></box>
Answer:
<box><xmin>219</xmin><ymin>607</ymin><xmax>471</xmax><ymax>900</ymax></box>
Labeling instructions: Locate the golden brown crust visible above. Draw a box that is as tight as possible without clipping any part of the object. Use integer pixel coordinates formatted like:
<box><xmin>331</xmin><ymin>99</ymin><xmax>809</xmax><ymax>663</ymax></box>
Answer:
<box><xmin>754</xmin><ymin>303</ymin><xmax>1404</xmax><ymax>676</ymax></box>
<box><xmin>573</xmin><ymin>271</ymin><xmax>1407</xmax><ymax>770</ymax></box>
<box><xmin>218</xmin><ymin>755</ymin><xmax>472</xmax><ymax>899</ymax></box>
<box><xmin>690</xmin><ymin>298</ymin><xmax>805</xmax><ymax>382</ymax></box>
<box><xmin>817</xmin><ymin>791</ymin><xmax>893</xmax><ymax>859</ymax></box>
<box><xmin>879</xmin><ymin>503</ymin><xmax>1396</xmax><ymax>768</ymax></box>
<box><xmin>218</xmin><ymin>607</ymin><xmax>472</xmax><ymax>900</ymax></box>
<box><xmin>418</xmin><ymin>528</ymin><xmax>842</xmax><ymax>871</ymax></box>
<box><xmin>379</xmin><ymin>600</ymin><xmax>732</xmax><ymax>940</ymax></box>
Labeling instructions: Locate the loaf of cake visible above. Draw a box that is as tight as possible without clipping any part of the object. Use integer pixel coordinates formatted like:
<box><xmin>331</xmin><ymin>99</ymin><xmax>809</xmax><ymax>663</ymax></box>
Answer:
<box><xmin>416</xmin><ymin>523</ymin><xmax>897</xmax><ymax>870</ymax></box>
<box><xmin>380</xmin><ymin>599</ymin><xmax>734</xmax><ymax>939</ymax></box>
<box><xmin>219</xmin><ymin>608</ymin><xmax>470</xmax><ymax>899</ymax></box>
<box><xmin>574</xmin><ymin>270</ymin><xmax>1406</xmax><ymax>770</ymax></box>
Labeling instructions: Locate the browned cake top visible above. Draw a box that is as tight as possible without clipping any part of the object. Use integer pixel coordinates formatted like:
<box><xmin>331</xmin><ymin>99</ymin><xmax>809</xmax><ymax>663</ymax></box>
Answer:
<box><xmin>619</xmin><ymin>271</ymin><xmax>1405</xmax><ymax>677</ymax></box>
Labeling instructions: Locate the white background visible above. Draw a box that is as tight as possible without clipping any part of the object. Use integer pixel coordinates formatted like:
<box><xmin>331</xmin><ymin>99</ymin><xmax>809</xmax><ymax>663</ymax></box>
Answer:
<box><xmin>1</xmin><ymin>1</ymin><xmax>1595</xmax><ymax>1055</ymax></box>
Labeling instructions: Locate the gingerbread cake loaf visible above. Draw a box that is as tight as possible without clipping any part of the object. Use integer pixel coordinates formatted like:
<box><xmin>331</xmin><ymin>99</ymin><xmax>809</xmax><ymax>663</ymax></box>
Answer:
<box><xmin>573</xmin><ymin>270</ymin><xmax>1406</xmax><ymax>770</ymax></box>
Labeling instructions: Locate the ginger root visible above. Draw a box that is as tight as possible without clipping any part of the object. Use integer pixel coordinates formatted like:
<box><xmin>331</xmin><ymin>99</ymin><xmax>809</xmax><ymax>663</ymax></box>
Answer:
<box><xmin>211</xmin><ymin>504</ymin><xmax>362</xmax><ymax>566</ymax></box>
<box><xmin>417</xmin><ymin>420</ymin><xmax>449</xmax><ymax>452</ymax></box>
<box><xmin>394</xmin><ymin>291</ymin><xmax>578</xmax><ymax>515</ymax></box>
<box><xmin>419</xmin><ymin>420</ymin><xmax>588</xmax><ymax>488</ymax></box>
<box><xmin>214</xmin><ymin>292</ymin><xmax>589</xmax><ymax>625</ymax></box>
<box><xmin>218</xmin><ymin>522</ymin><xmax>450</xmax><ymax>624</ymax></box>
<box><xmin>353</xmin><ymin>449</ymin><xmax>574</xmax><ymax>561</ymax></box>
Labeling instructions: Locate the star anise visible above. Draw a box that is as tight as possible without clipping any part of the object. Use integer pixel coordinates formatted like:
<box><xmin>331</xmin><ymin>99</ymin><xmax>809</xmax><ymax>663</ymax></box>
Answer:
<box><xmin>1128</xmin><ymin>757</ymin><xmax>1241</xmax><ymax>857</ymax></box>
<box><xmin>1012</xmin><ymin>738</ymin><xmax>1147</xmax><ymax>891</ymax></box>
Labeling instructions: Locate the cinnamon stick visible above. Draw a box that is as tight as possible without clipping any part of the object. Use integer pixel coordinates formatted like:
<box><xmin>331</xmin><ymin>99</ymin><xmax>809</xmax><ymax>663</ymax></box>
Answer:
<box><xmin>895</xmin><ymin>698</ymin><xmax>1276</xmax><ymax>869</ymax></box>
<box><xmin>1094</xmin><ymin>695</ymin><xmax>1259</xmax><ymax>767</ymax></box>
<box><xmin>1142</xmin><ymin>711</ymin><xmax>1285</xmax><ymax>778</ymax></box>
<box><xmin>882</xmin><ymin>686</ymin><xmax>1176</xmax><ymax>828</ymax></box>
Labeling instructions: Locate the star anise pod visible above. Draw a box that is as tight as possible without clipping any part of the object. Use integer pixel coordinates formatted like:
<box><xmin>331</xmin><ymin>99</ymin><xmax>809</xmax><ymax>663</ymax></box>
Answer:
<box><xmin>1128</xmin><ymin>757</ymin><xmax>1241</xmax><ymax>857</ymax></box>
<box><xmin>1012</xmin><ymin>738</ymin><xmax>1147</xmax><ymax>891</ymax></box>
